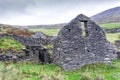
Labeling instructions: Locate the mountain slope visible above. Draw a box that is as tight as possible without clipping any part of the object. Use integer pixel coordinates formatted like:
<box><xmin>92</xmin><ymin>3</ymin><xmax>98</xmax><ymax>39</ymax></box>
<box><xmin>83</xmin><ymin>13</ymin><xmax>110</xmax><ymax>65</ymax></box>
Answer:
<box><xmin>25</xmin><ymin>23</ymin><xmax>66</xmax><ymax>29</ymax></box>
<box><xmin>91</xmin><ymin>6</ymin><xmax>120</xmax><ymax>24</ymax></box>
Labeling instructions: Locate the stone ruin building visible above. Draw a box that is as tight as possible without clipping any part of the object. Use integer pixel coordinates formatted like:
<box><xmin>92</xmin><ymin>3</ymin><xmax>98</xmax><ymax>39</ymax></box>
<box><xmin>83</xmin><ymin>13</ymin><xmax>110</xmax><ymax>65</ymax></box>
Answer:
<box><xmin>53</xmin><ymin>14</ymin><xmax>117</xmax><ymax>70</ymax></box>
<box><xmin>23</xmin><ymin>45</ymin><xmax>51</xmax><ymax>63</ymax></box>
<box><xmin>0</xmin><ymin>34</ymin><xmax>51</xmax><ymax>63</ymax></box>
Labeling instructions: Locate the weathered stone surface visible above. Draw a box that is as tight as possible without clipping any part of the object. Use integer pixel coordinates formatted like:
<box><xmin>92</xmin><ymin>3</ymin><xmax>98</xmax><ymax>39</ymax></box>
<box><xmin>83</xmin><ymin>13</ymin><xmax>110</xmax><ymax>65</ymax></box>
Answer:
<box><xmin>0</xmin><ymin>50</ymin><xmax>25</xmax><ymax>62</ymax></box>
<box><xmin>23</xmin><ymin>45</ymin><xmax>52</xmax><ymax>63</ymax></box>
<box><xmin>105</xmin><ymin>28</ymin><xmax>120</xmax><ymax>33</ymax></box>
<box><xmin>116</xmin><ymin>52</ymin><xmax>120</xmax><ymax>59</ymax></box>
<box><xmin>0</xmin><ymin>34</ymin><xmax>47</xmax><ymax>45</ymax></box>
<box><xmin>50</xmin><ymin>36</ymin><xmax>58</xmax><ymax>44</ymax></box>
<box><xmin>0</xmin><ymin>34</ymin><xmax>51</xmax><ymax>63</ymax></box>
<box><xmin>115</xmin><ymin>40</ymin><xmax>120</xmax><ymax>48</ymax></box>
<box><xmin>53</xmin><ymin>14</ymin><xmax>117</xmax><ymax>70</ymax></box>
<box><xmin>31</xmin><ymin>32</ymin><xmax>47</xmax><ymax>39</ymax></box>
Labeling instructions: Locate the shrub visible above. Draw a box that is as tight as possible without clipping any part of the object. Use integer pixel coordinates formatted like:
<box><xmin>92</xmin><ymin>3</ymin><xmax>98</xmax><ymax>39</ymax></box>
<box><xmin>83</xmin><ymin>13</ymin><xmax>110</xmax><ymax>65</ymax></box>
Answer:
<box><xmin>6</xmin><ymin>27</ymin><xmax>34</xmax><ymax>37</ymax></box>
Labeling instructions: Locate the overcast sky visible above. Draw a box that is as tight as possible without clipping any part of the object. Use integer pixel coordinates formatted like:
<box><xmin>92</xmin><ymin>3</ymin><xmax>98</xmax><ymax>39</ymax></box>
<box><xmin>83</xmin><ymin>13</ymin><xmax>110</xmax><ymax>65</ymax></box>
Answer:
<box><xmin>0</xmin><ymin>0</ymin><xmax>120</xmax><ymax>25</ymax></box>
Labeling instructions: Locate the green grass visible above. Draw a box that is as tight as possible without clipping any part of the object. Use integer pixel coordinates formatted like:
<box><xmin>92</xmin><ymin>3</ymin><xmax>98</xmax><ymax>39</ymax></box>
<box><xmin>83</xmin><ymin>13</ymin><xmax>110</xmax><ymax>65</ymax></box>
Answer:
<box><xmin>100</xmin><ymin>22</ymin><xmax>120</xmax><ymax>29</ymax></box>
<box><xmin>0</xmin><ymin>37</ymin><xmax>23</xmax><ymax>52</ymax></box>
<box><xmin>106</xmin><ymin>33</ymin><xmax>120</xmax><ymax>43</ymax></box>
<box><xmin>29</xmin><ymin>28</ymin><xmax>60</xmax><ymax>36</ymax></box>
<box><xmin>0</xmin><ymin>60</ymin><xmax>120</xmax><ymax>80</ymax></box>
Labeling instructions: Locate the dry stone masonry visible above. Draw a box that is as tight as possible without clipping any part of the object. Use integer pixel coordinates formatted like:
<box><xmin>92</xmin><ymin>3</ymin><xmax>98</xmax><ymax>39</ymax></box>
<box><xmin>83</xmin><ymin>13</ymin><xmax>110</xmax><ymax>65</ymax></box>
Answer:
<box><xmin>53</xmin><ymin>14</ymin><xmax>117</xmax><ymax>70</ymax></box>
<box><xmin>0</xmin><ymin>34</ymin><xmax>47</xmax><ymax>45</ymax></box>
<box><xmin>0</xmin><ymin>34</ymin><xmax>51</xmax><ymax>63</ymax></box>
<box><xmin>105</xmin><ymin>28</ymin><xmax>120</xmax><ymax>33</ymax></box>
<box><xmin>23</xmin><ymin>45</ymin><xmax>51</xmax><ymax>63</ymax></box>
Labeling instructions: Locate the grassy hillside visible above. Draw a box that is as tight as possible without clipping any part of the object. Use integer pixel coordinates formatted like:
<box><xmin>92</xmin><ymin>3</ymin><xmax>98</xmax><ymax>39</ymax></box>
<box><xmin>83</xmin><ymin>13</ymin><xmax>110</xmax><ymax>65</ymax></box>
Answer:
<box><xmin>100</xmin><ymin>22</ymin><xmax>120</xmax><ymax>29</ymax></box>
<box><xmin>0</xmin><ymin>60</ymin><xmax>120</xmax><ymax>80</ymax></box>
<box><xmin>0</xmin><ymin>37</ymin><xmax>23</xmax><ymax>51</ymax></box>
<box><xmin>91</xmin><ymin>6</ymin><xmax>120</xmax><ymax>24</ymax></box>
<box><xmin>106</xmin><ymin>33</ymin><xmax>120</xmax><ymax>43</ymax></box>
<box><xmin>99</xmin><ymin>22</ymin><xmax>120</xmax><ymax>43</ymax></box>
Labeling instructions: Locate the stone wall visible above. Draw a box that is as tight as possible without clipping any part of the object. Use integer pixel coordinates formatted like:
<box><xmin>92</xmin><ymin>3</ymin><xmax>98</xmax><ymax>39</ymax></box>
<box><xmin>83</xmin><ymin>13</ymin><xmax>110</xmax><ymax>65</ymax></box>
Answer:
<box><xmin>53</xmin><ymin>14</ymin><xmax>117</xmax><ymax>70</ymax></box>
<box><xmin>0</xmin><ymin>34</ymin><xmax>51</xmax><ymax>63</ymax></box>
<box><xmin>115</xmin><ymin>40</ymin><xmax>120</xmax><ymax>48</ymax></box>
<box><xmin>23</xmin><ymin>45</ymin><xmax>52</xmax><ymax>63</ymax></box>
<box><xmin>0</xmin><ymin>34</ymin><xmax>47</xmax><ymax>45</ymax></box>
<box><xmin>105</xmin><ymin>28</ymin><xmax>120</xmax><ymax>33</ymax></box>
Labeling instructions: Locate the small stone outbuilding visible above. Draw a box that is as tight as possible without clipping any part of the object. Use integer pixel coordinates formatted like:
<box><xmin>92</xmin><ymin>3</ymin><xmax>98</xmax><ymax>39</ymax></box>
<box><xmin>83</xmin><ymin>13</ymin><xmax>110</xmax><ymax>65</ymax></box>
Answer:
<box><xmin>0</xmin><ymin>34</ymin><xmax>51</xmax><ymax>63</ymax></box>
<box><xmin>53</xmin><ymin>14</ymin><xmax>117</xmax><ymax>70</ymax></box>
<box><xmin>23</xmin><ymin>45</ymin><xmax>51</xmax><ymax>63</ymax></box>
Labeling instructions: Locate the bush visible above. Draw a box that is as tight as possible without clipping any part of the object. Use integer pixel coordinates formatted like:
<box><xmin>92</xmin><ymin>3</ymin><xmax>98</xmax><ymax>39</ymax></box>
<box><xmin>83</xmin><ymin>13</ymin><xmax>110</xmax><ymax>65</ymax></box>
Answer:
<box><xmin>6</xmin><ymin>28</ymin><xmax>34</xmax><ymax>37</ymax></box>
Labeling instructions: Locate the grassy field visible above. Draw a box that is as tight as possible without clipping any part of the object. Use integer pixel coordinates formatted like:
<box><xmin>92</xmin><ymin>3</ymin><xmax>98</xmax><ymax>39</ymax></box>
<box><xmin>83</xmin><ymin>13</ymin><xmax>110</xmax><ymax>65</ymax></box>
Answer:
<box><xmin>29</xmin><ymin>28</ymin><xmax>60</xmax><ymax>36</ymax></box>
<box><xmin>100</xmin><ymin>22</ymin><xmax>120</xmax><ymax>29</ymax></box>
<box><xmin>0</xmin><ymin>37</ymin><xmax>23</xmax><ymax>52</ymax></box>
<box><xmin>106</xmin><ymin>33</ymin><xmax>120</xmax><ymax>43</ymax></box>
<box><xmin>0</xmin><ymin>60</ymin><xmax>120</xmax><ymax>80</ymax></box>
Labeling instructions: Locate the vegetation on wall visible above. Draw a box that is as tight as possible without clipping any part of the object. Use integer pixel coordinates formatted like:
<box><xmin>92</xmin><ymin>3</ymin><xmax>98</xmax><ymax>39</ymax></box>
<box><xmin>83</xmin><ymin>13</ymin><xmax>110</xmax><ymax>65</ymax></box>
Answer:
<box><xmin>0</xmin><ymin>37</ymin><xmax>23</xmax><ymax>52</ymax></box>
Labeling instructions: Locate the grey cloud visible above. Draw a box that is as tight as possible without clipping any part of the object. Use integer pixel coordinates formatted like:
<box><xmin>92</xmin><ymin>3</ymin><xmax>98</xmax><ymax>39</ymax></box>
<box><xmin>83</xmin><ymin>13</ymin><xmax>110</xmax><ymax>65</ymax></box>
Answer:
<box><xmin>0</xmin><ymin>0</ymin><xmax>33</xmax><ymax>13</ymax></box>
<box><xmin>0</xmin><ymin>0</ymin><xmax>120</xmax><ymax>25</ymax></box>
<box><xmin>0</xmin><ymin>0</ymin><xmax>118</xmax><ymax>13</ymax></box>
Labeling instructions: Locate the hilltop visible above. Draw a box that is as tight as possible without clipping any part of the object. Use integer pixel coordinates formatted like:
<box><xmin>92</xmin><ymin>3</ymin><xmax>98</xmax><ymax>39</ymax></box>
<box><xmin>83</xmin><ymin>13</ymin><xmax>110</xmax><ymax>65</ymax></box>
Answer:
<box><xmin>91</xmin><ymin>6</ymin><xmax>120</xmax><ymax>24</ymax></box>
<box><xmin>0</xmin><ymin>24</ymin><xmax>34</xmax><ymax>37</ymax></box>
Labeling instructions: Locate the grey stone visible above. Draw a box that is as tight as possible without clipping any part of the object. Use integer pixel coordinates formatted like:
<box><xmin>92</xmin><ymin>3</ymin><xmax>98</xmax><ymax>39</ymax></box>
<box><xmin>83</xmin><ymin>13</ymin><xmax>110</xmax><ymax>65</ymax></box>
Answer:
<box><xmin>0</xmin><ymin>50</ymin><xmax>25</xmax><ymax>62</ymax></box>
<box><xmin>116</xmin><ymin>51</ymin><xmax>120</xmax><ymax>59</ymax></box>
<box><xmin>0</xmin><ymin>34</ymin><xmax>51</xmax><ymax>63</ymax></box>
<box><xmin>50</xmin><ymin>36</ymin><xmax>58</xmax><ymax>44</ymax></box>
<box><xmin>23</xmin><ymin>45</ymin><xmax>52</xmax><ymax>63</ymax></box>
<box><xmin>115</xmin><ymin>40</ymin><xmax>120</xmax><ymax>48</ymax></box>
<box><xmin>31</xmin><ymin>32</ymin><xmax>47</xmax><ymax>39</ymax></box>
<box><xmin>0</xmin><ymin>34</ymin><xmax>47</xmax><ymax>45</ymax></box>
<box><xmin>105</xmin><ymin>28</ymin><xmax>120</xmax><ymax>33</ymax></box>
<box><xmin>53</xmin><ymin>14</ymin><xmax>117</xmax><ymax>70</ymax></box>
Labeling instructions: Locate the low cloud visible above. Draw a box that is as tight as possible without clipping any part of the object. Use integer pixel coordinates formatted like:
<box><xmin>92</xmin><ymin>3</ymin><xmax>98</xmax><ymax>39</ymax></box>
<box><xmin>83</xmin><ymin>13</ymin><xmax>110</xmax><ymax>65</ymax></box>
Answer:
<box><xmin>0</xmin><ymin>0</ymin><xmax>120</xmax><ymax>25</ymax></box>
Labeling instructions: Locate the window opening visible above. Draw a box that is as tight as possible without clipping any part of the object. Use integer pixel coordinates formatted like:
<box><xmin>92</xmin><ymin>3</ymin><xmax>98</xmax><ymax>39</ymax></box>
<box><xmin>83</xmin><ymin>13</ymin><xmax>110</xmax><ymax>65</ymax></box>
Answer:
<box><xmin>80</xmin><ymin>21</ymin><xmax>88</xmax><ymax>37</ymax></box>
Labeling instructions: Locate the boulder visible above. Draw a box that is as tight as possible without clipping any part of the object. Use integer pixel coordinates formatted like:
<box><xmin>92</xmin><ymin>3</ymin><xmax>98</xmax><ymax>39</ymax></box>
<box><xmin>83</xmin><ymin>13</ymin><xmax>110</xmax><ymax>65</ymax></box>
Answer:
<box><xmin>31</xmin><ymin>32</ymin><xmax>47</xmax><ymax>40</ymax></box>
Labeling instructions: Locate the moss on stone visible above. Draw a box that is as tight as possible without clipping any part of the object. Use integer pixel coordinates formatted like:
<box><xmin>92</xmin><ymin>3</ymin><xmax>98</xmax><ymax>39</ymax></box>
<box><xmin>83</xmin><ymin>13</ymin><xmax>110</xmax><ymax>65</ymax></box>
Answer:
<box><xmin>0</xmin><ymin>37</ymin><xmax>23</xmax><ymax>52</ymax></box>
